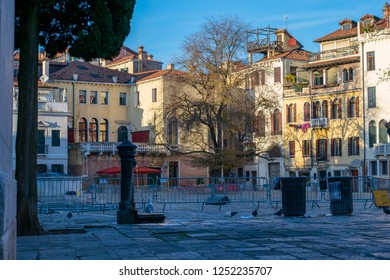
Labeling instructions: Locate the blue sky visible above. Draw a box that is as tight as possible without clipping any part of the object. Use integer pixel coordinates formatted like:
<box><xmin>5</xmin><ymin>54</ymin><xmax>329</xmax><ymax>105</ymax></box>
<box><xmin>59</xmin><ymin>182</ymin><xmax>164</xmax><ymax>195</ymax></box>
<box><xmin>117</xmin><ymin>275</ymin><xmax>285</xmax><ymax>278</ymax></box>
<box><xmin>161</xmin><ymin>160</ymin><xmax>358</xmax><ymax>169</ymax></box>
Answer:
<box><xmin>124</xmin><ymin>0</ymin><xmax>387</xmax><ymax>66</ymax></box>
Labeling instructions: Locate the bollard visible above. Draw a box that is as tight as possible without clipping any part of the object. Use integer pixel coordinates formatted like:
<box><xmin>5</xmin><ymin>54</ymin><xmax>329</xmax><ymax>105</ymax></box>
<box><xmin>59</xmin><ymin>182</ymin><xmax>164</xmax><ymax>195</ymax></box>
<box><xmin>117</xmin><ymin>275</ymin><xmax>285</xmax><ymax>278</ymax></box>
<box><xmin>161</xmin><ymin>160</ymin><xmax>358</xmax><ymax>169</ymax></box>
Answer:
<box><xmin>116</xmin><ymin>137</ymin><xmax>138</xmax><ymax>224</ymax></box>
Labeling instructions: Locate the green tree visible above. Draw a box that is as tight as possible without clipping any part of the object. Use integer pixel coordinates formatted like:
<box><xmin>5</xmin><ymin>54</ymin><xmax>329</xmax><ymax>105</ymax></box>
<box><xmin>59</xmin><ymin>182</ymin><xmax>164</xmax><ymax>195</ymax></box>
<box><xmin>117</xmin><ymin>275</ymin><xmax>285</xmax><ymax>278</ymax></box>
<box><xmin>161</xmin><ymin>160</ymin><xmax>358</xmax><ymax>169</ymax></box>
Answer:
<box><xmin>14</xmin><ymin>0</ymin><xmax>136</xmax><ymax>236</ymax></box>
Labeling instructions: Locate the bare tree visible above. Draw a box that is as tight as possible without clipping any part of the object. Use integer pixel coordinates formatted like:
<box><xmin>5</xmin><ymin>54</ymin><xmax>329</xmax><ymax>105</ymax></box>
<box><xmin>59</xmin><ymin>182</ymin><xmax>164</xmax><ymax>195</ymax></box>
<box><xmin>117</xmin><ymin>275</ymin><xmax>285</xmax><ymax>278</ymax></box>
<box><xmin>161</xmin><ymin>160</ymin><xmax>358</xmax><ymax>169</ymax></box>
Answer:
<box><xmin>157</xmin><ymin>16</ymin><xmax>278</xmax><ymax>176</ymax></box>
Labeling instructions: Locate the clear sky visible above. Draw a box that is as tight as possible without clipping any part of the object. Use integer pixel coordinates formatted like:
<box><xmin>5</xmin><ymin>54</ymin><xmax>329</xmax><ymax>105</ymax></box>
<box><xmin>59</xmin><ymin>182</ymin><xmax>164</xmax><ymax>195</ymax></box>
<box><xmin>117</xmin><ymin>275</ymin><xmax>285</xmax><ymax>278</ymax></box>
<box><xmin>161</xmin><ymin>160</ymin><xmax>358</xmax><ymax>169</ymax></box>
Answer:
<box><xmin>124</xmin><ymin>0</ymin><xmax>388</xmax><ymax>66</ymax></box>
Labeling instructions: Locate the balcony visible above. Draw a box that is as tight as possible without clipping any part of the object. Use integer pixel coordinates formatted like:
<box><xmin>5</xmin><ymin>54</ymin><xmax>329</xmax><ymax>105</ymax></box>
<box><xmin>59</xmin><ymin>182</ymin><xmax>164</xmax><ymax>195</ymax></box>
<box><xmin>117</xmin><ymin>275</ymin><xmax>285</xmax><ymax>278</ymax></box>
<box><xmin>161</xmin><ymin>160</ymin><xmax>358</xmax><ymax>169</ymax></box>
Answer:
<box><xmin>311</xmin><ymin>118</ymin><xmax>329</xmax><ymax>128</ymax></box>
<box><xmin>373</xmin><ymin>143</ymin><xmax>390</xmax><ymax>156</ymax></box>
<box><xmin>308</xmin><ymin>46</ymin><xmax>359</xmax><ymax>62</ymax></box>
<box><xmin>315</xmin><ymin>153</ymin><xmax>329</xmax><ymax>162</ymax></box>
<box><xmin>76</xmin><ymin>142</ymin><xmax>169</xmax><ymax>156</ymax></box>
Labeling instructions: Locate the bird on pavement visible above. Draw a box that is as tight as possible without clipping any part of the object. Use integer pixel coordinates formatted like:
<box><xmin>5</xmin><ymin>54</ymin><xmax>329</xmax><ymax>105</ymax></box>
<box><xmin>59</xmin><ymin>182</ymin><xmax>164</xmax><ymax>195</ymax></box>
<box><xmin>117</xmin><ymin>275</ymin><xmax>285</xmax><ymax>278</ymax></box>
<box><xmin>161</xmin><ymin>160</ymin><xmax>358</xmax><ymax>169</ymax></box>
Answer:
<box><xmin>67</xmin><ymin>211</ymin><xmax>73</xmax><ymax>219</ymax></box>
<box><xmin>252</xmin><ymin>209</ymin><xmax>258</xmax><ymax>217</ymax></box>
<box><xmin>225</xmin><ymin>211</ymin><xmax>238</xmax><ymax>217</ymax></box>
<box><xmin>273</xmin><ymin>209</ymin><xmax>283</xmax><ymax>216</ymax></box>
<box><xmin>383</xmin><ymin>207</ymin><xmax>390</xmax><ymax>215</ymax></box>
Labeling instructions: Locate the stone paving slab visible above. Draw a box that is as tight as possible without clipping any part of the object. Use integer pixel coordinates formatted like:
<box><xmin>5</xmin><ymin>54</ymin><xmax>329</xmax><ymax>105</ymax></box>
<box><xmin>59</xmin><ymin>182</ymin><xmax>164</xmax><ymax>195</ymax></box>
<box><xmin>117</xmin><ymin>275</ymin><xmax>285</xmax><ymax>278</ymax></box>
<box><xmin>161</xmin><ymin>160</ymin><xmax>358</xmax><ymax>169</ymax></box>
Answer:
<box><xmin>16</xmin><ymin>202</ymin><xmax>390</xmax><ymax>260</ymax></box>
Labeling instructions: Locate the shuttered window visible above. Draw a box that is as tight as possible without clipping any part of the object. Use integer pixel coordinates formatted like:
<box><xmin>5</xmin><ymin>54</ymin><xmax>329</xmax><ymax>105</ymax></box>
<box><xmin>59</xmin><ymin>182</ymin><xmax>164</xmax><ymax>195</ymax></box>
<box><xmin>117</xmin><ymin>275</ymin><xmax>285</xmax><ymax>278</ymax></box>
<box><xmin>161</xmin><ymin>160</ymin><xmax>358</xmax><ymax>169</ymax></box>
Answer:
<box><xmin>274</xmin><ymin>67</ymin><xmax>281</xmax><ymax>83</ymax></box>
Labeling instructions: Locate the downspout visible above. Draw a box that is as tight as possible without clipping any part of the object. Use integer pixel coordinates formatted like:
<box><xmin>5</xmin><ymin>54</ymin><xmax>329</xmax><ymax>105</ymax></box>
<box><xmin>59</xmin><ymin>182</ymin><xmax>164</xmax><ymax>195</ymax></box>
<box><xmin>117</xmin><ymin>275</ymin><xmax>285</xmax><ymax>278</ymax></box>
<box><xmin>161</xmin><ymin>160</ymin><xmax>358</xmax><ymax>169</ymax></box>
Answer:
<box><xmin>359</xmin><ymin>24</ymin><xmax>367</xmax><ymax>177</ymax></box>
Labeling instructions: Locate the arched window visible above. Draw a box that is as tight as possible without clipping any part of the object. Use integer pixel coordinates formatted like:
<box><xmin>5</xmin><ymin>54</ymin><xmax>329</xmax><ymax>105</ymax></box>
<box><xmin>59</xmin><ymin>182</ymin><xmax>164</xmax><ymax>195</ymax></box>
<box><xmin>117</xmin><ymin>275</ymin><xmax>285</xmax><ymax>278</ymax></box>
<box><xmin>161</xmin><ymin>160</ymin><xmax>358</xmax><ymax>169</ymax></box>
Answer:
<box><xmin>271</xmin><ymin>109</ymin><xmax>282</xmax><ymax>135</ymax></box>
<box><xmin>99</xmin><ymin>119</ymin><xmax>108</xmax><ymax>142</ymax></box>
<box><xmin>379</xmin><ymin>120</ymin><xmax>388</xmax><ymax>144</ymax></box>
<box><xmin>287</xmin><ymin>104</ymin><xmax>295</xmax><ymax>123</ymax></box>
<box><xmin>78</xmin><ymin>118</ymin><xmax>88</xmax><ymax>142</ymax></box>
<box><xmin>369</xmin><ymin>121</ymin><xmax>377</xmax><ymax>148</ymax></box>
<box><xmin>303</xmin><ymin>102</ymin><xmax>310</xmax><ymax>122</ymax></box>
<box><xmin>167</xmin><ymin>117</ymin><xmax>179</xmax><ymax>145</ymax></box>
<box><xmin>342</xmin><ymin>68</ymin><xmax>348</xmax><ymax>82</ymax></box>
<box><xmin>348</xmin><ymin>97</ymin><xmax>359</xmax><ymax>118</ymax></box>
<box><xmin>89</xmin><ymin>118</ymin><xmax>98</xmax><ymax>142</ymax></box>
<box><xmin>331</xmin><ymin>98</ymin><xmax>342</xmax><ymax>119</ymax></box>
<box><xmin>312</xmin><ymin>101</ymin><xmax>321</xmax><ymax>119</ymax></box>
<box><xmin>321</xmin><ymin>100</ymin><xmax>328</xmax><ymax>118</ymax></box>
<box><xmin>348</xmin><ymin>68</ymin><xmax>354</xmax><ymax>81</ymax></box>
<box><xmin>117</xmin><ymin>126</ymin><xmax>128</xmax><ymax>142</ymax></box>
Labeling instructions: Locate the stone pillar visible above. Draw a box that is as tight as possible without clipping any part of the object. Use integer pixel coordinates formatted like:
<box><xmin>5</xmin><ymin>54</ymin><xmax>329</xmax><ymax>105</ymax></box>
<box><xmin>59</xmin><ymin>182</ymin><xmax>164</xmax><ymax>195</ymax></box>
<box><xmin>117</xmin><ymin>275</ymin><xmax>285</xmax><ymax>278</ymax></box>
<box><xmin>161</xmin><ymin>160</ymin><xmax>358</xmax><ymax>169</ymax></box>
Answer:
<box><xmin>117</xmin><ymin>138</ymin><xmax>138</xmax><ymax>224</ymax></box>
<box><xmin>0</xmin><ymin>0</ymin><xmax>16</xmax><ymax>259</ymax></box>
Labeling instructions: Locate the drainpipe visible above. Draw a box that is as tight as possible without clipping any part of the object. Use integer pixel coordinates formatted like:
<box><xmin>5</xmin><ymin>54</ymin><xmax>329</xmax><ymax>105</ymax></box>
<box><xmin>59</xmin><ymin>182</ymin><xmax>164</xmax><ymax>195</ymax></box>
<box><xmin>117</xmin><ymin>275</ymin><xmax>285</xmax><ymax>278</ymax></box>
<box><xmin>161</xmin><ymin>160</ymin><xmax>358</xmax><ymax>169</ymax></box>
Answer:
<box><xmin>360</xmin><ymin>40</ymin><xmax>367</xmax><ymax>177</ymax></box>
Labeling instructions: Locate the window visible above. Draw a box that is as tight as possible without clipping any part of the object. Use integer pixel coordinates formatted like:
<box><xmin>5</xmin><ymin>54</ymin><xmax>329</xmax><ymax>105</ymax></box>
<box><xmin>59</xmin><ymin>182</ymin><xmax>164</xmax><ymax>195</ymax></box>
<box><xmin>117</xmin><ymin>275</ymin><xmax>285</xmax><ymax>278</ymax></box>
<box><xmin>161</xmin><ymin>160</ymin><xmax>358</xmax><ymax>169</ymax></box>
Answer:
<box><xmin>321</xmin><ymin>100</ymin><xmax>328</xmax><ymax>118</ymax></box>
<box><xmin>313</xmin><ymin>71</ymin><xmax>324</xmax><ymax>86</ymax></box>
<box><xmin>254</xmin><ymin>113</ymin><xmax>265</xmax><ymax>137</ymax></box>
<box><xmin>303</xmin><ymin>102</ymin><xmax>311</xmax><ymax>121</ymax></box>
<box><xmin>78</xmin><ymin>118</ymin><xmax>87</xmax><ymax>142</ymax></box>
<box><xmin>380</xmin><ymin>161</ymin><xmax>388</xmax><ymax>176</ymax></box>
<box><xmin>288</xmin><ymin>141</ymin><xmax>295</xmax><ymax>158</ymax></box>
<box><xmin>90</xmin><ymin>91</ymin><xmax>98</xmax><ymax>104</ymax></box>
<box><xmin>316</xmin><ymin>139</ymin><xmax>328</xmax><ymax>161</ymax></box>
<box><xmin>368</xmin><ymin>87</ymin><xmax>376</xmax><ymax>108</ymax></box>
<box><xmin>347</xmin><ymin>97</ymin><xmax>359</xmax><ymax>118</ymax></box>
<box><xmin>167</xmin><ymin>117</ymin><xmax>179</xmax><ymax>145</ymax></box>
<box><xmin>348</xmin><ymin>137</ymin><xmax>360</xmax><ymax>156</ymax></box>
<box><xmin>52</xmin><ymin>130</ymin><xmax>60</xmax><ymax>147</ymax></box>
<box><xmin>89</xmin><ymin>118</ymin><xmax>98</xmax><ymax>142</ymax></box>
<box><xmin>342</xmin><ymin>68</ymin><xmax>354</xmax><ymax>82</ymax></box>
<box><xmin>331</xmin><ymin>138</ymin><xmax>342</xmax><ymax>156</ymax></box>
<box><xmin>51</xmin><ymin>164</ymin><xmax>64</xmax><ymax>174</ymax></box>
<box><xmin>302</xmin><ymin>140</ymin><xmax>311</xmax><ymax>157</ymax></box>
<box><xmin>100</xmin><ymin>91</ymin><xmax>108</xmax><ymax>105</ymax></box>
<box><xmin>342</xmin><ymin>23</ymin><xmax>351</xmax><ymax>31</ymax></box>
<box><xmin>79</xmin><ymin>90</ymin><xmax>86</xmax><ymax>103</ymax></box>
<box><xmin>251</xmin><ymin>71</ymin><xmax>259</xmax><ymax>88</ymax></box>
<box><xmin>117</xmin><ymin>126</ymin><xmax>128</xmax><ymax>142</ymax></box>
<box><xmin>271</xmin><ymin>109</ymin><xmax>282</xmax><ymax>135</ymax></box>
<box><xmin>312</xmin><ymin>101</ymin><xmax>321</xmax><ymax>118</ymax></box>
<box><xmin>370</xmin><ymin>161</ymin><xmax>378</xmax><ymax>176</ymax></box>
<box><xmin>119</xmin><ymin>92</ymin><xmax>127</xmax><ymax>106</ymax></box>
<box><xmin>37</xmin><ymin>164</ymin><xmax>47</xmax><ymax>173</ymax></box>
<box><xmin>367</xmin><ymin>51</ymin><xmax>375</xmax><ymax>71</ymax></box>
<box><xmin>38</xmin><ymin>130</ymin><xmax>46</xmax><ymax>154</ymax></box>
<box><xmin>274</xmin><ymin>67</ymin><xmax>281</xmax><ymax>83</ymax></box>
<box><xmin>369</xmin><ymin>121</ymin><xmax>377</xmax><ymax>148</ymax></box>
<box><xmin>379</xmin><ymin>120</ymin><xmax>388</xmax><ymax>143</ymax></box>
<box><xmin>99</xmin><ymin>119</ymin><xmax>108</xmax><ymax>142</ymax></box>
<box><xmin>331</xmin><ymin>98</ymin><xmax>342</xmax><ymax>119</ymax></box>
<box><xmin>260</xmin><ymin>70</ymin><xmax>265</xmax><ymax>86</ymax></box>
<box><xmin>286</xmin><ymin>104</ymin><xmax>296</xmax><ymax>123</ymax></box>
<box><xmin>152</xmin><ymin>88</ymin><xmax>157</xmax><ymax>102</ymax></box>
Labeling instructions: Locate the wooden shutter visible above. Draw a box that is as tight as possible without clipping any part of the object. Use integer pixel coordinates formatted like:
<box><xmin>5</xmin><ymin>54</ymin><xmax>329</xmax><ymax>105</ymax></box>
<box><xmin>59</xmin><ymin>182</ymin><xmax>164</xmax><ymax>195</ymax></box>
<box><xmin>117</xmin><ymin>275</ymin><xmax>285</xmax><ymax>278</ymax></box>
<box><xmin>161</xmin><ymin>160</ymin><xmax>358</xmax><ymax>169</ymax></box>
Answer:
<box><xmin>274</xmin><ymin>67</ymin><xmax>281</xmax><ymax>83</ymax></box>
<box><xmin>271</xmin><ymin>112</ymin><xmax>275</xmax><ymax>135</ymax></box>
<box><xmin>348</xmin><ymin>137</ymin><xmax>352</xmax><ymax>156</ymax></box>
<box><xmin>355</xmin><ymin>97</ymin><xmax>359</xmax><ymax>117</ymax></box>
<box><xmin>277</xmin><ymin>111</ymin><xmax>282</xmax><ymax>135</ymax></box>
<box><xmin>260</xmin><ymin>70</ymin><xmax>265</xmax><ymax>85</ymax></box>
<box><xmin>293</xmin><ymin>103</ymin><xmax>297</xmax><ymax>122</ymax></box>
<box><xmin>331</xmin><ymin>139</ymin><xmax>334</xmax><ymax>156</ymax></box>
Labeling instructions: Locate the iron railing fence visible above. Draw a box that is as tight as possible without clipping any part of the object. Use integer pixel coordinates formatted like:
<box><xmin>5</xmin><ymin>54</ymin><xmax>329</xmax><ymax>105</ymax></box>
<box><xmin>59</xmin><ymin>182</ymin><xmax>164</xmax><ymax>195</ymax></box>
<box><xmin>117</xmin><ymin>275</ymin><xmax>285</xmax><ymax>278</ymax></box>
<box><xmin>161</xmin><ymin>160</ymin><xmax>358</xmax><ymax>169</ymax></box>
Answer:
<box><xmin>37</xmin><ymin>176</ymin><xmax>379</xmax><ymax>214</ymax></box>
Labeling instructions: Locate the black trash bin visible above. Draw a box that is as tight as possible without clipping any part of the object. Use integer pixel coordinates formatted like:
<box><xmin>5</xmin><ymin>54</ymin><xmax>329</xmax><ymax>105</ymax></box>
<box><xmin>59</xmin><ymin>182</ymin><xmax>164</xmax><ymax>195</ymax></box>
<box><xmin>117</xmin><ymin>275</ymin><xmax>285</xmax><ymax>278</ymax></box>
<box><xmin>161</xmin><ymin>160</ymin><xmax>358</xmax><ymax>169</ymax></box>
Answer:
<box><xmin>280</xmin><ymin>177</ymin><xmax>307</xmax><ymax>216</ymax></box>
<box><xmin>327</xmin><ymin>177</ymin><xmax>353</xmax><ymax>215</ymax></box>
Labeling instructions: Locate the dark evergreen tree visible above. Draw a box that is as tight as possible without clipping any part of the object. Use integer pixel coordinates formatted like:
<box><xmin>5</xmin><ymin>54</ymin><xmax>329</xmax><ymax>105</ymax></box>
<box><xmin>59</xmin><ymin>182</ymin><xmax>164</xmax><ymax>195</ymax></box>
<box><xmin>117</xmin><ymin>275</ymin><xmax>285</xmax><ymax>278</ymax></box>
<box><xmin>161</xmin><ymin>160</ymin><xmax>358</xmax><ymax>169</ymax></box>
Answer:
<box><xmin>14</xmin><ymin>0</ymin><xmax>136</xmax><ymax>236</ymax></box>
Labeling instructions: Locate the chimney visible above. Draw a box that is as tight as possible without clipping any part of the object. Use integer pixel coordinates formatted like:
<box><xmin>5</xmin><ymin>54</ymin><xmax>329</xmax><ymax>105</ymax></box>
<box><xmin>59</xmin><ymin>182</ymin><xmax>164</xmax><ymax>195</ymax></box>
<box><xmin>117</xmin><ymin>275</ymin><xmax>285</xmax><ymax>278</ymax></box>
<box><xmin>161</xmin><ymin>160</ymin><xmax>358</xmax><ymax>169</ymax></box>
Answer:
<box><xmin>167</xmin><ymin>64</ymin><xmax>174</xmax><ymax>70</ymax></box>
<box><xmin>384</xmin><ymin>2</ymin><xmax>390</xmax><ymax>29</ymax></box>
<box><xmin>42</xmin><ymin>59</ymin><xmax>49</xmax><ymax>77</ymax></box>
<box><xmin>147</xmin><ymin>54</ymin><xmax>154</xmax><ymax>60</ymax></box>
<box><xmin>137</xmin><ymin>45</ymin><xmax>147</xmax><ymax>72</ymax></box>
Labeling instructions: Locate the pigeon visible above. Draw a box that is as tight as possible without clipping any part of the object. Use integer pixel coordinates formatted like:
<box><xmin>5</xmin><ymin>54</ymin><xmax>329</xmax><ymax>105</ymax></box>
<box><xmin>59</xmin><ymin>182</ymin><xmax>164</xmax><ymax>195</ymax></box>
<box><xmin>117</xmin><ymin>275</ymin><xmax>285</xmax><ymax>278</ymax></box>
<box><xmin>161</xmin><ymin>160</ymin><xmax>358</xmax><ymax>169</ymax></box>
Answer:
<box><xmin>145</xmin><ymin>198</ymin><xmax>154</xmax><ymax>213</ymax></box>
<box><xmin>67</xmin><ymin>211</ymin><xmax>73</xmax><ymax>219</ymax></box>
<box><xmin>383</xmin><ymin>207</ymin><xmax>390</xmax><ymax>215</ymax></box>
<box><xmin>252</xmin><ymin>209</ymin><xmax>258</xmax><ymax>217</ymax></box>
<box><xmin>273</xmin><ymin>209</ymin><xmax>283</xmax><ymax>216</ymax></box>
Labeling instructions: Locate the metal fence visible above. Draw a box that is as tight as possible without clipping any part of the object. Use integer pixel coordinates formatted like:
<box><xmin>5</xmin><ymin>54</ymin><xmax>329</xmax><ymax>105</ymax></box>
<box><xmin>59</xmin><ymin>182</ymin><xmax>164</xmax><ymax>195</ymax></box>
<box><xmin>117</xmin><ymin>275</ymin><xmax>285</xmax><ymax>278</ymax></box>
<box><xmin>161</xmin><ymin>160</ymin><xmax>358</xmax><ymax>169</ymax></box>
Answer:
<box><xmin>37</xmin><ymin>175</ymin><xmax>382</xmax><ymax>214</ymax></box>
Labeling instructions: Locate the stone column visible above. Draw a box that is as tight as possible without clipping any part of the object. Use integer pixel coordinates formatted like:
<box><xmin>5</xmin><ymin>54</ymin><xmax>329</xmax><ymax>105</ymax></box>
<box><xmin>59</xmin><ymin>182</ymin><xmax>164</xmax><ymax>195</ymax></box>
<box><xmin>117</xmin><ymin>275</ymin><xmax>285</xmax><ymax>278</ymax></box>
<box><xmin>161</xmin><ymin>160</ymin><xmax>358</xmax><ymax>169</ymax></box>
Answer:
<box><xmin>0</xmin><ymin>0</ymin><xmax>16</xmax><ymax>259</ymax></box>
<box><xmin>117</xmin><ymin>138</ymin><xmax>138</xmax><ymax>224</ymax></box>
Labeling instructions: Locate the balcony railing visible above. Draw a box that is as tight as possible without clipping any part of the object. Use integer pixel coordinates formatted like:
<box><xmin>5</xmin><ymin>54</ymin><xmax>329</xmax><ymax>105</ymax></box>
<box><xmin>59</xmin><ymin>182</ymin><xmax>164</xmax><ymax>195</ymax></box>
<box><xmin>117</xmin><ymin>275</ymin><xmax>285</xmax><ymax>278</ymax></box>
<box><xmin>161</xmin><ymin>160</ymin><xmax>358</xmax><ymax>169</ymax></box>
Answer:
<box><xmin>38</xmin><ymin>144</ymin><xmax>49</xmax><ymax>155</ymax></box>
<box><xmin>77</xmin><ymin>142</ymin><xmax>169</xmax><ymax>156</ymax></box>
<box><xmin>315</xmin><ymin>153</ymin><xmax>329</xmax><ymax>162</ymax></box>
<box><xmin>308</xmin><ymin>46</ymin><xmax>359</xmax><ymax>62</ymax></box>
<box><xmin>373</xmin><ymin>143</ymin><xmax>390</xmax><ymax>156</ymax></box>
<box><xmin>311</xmin><ymin>118</ymin><xmax>329</xmax><ymax>128</ymax></box>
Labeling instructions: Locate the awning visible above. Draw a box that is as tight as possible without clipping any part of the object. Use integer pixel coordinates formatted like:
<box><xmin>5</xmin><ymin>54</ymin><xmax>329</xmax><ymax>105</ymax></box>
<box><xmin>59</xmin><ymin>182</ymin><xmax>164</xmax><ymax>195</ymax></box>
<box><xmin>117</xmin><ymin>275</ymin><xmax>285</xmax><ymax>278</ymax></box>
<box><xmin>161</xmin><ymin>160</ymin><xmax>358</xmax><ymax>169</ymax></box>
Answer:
<box><xmin>97</xmin><ymin>166</ymin><xmax>161</xmax><ymax>175</ymax></box>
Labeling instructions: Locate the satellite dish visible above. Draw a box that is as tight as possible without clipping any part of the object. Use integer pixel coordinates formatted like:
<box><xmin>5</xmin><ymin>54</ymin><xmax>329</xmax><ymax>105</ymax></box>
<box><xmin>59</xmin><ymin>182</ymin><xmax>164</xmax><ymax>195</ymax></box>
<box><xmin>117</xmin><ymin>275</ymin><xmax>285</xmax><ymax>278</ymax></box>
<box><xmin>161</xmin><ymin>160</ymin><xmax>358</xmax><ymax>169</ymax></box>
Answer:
<box><xmin>39</xmin><ymin>74</ymin><xmax>49</xmax><ymax>83</ymax></box>
<box><xmin>288</xmin><ymin>38</ymin><xmax>297</xmax><ymax>47</ymax></box>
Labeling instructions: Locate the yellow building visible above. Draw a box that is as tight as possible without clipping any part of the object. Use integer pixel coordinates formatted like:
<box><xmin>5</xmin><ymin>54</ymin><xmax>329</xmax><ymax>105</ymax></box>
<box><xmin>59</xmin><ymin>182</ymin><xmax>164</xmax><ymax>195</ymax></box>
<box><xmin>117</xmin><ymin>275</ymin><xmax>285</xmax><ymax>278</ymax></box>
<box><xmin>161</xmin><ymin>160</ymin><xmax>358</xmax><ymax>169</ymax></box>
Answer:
<box><xmin>283</xmin><ymin>18</ymin><xmax>363</xmax><ymax>178</ymax></box>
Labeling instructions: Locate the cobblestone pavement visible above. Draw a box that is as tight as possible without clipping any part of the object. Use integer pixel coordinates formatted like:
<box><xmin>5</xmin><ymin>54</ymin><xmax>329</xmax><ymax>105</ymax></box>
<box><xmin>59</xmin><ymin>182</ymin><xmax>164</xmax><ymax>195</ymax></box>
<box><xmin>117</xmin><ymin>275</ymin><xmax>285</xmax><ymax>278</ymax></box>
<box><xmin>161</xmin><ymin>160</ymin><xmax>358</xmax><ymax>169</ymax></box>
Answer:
<box><xmin>16</xmin><ymin>201</ymin><xmax>390</xmax><ymax>260</ymax></box>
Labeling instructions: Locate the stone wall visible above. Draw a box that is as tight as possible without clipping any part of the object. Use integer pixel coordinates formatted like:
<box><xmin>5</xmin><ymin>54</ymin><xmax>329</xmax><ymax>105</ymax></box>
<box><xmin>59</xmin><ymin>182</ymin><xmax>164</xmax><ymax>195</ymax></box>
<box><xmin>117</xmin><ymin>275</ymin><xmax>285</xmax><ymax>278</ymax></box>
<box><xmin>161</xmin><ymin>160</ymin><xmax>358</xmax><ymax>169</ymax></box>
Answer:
<box><xmin>0</xmin><ymin>0</ymin><xmax>16</xmax><ymax>260</ymax></box>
